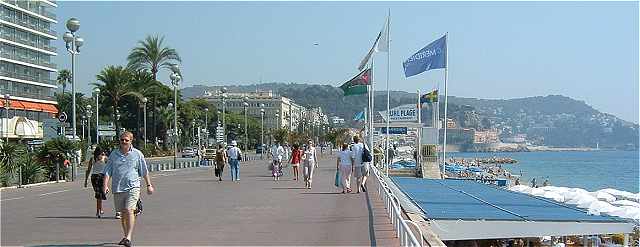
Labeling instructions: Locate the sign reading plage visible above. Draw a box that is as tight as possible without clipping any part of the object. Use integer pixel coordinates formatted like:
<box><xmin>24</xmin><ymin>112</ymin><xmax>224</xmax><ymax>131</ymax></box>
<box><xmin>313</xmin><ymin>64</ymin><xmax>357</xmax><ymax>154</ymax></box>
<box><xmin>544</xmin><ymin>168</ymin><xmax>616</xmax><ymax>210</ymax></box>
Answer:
<box><xmin>379</xmin><ymin>104</ymin><xmax>418</xmax><ymax>122</ymax></box>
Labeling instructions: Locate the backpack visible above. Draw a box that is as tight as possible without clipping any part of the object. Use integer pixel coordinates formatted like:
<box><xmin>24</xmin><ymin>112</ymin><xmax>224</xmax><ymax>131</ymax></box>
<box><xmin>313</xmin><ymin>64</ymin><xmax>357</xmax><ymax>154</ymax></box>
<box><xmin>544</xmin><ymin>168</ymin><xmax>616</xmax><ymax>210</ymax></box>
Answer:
<box><xmin>362</xmin><ymin>146</ymin><xmax>372</xmax><ymax>162</ymax></box>
<box><xmin>216</xmin><ymin>149</ymin><xmax>224</xmax><ymax>163</ymax></box>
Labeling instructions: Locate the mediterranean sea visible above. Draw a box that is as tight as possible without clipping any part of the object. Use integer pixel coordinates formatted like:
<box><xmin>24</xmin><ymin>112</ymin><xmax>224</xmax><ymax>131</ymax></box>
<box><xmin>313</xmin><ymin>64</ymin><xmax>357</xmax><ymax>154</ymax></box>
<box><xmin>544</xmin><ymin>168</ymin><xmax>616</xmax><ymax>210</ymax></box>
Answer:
<box><xmin>450</xmin><ymin>151</ymin><xmax>639</xmax><ymax>193</ymax></box>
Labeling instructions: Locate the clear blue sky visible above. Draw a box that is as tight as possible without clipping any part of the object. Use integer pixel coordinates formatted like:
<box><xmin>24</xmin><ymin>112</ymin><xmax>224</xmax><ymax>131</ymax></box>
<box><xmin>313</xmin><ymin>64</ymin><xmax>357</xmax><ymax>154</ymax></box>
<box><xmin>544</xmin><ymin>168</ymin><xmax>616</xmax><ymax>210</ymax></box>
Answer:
<box><xmin>54</xmin><ymin>1</ymin><xmax>639</xmax><ymax>123</ymax></box>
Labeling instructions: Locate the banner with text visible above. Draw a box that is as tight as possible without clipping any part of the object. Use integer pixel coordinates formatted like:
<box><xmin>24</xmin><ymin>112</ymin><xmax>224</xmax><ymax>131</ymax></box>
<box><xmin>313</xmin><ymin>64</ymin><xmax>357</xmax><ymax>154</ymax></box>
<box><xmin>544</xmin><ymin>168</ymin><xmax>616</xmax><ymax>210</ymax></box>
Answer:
<box><xmin>379</xmin><ymin>104</ymin><xmax>418</xmax><ymax>122</ymax></box>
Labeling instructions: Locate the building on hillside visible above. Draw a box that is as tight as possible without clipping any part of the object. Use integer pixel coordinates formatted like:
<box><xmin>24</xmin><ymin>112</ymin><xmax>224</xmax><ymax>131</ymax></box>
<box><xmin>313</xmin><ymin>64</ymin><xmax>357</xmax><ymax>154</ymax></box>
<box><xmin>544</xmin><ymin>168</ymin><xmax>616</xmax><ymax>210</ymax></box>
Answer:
<box><xmin>1</xmin><ymin>0</ymin><xmax>59</xmax><ymax>142</ymax></box>
<box><xmin>503</xmin><ymin>134</ymin><xmax>527</xmax><ymax>143</ymax></box>
<box><xmin>473</xmin><ymin>129</ymin><xmax>500</xmax><ymax>144</ymax></box>
<box><xmin>199</xmin><ymin>90</ymin><xmax>329</xmax><ymax>134</ymax></box>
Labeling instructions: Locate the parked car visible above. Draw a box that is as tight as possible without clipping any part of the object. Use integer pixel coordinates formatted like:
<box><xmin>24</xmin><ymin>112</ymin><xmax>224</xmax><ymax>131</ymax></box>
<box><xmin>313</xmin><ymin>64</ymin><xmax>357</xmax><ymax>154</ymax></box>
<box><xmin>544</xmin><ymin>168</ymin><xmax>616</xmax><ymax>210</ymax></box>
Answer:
<box><xmin>181</xmin><ymin>147</ymin><xmax>197</xmax><ymax>158</ymax></box>
<box><xmin>255</xmin><ymin>144</ymin><xmax>265</xmax><ymax>154</ymax></box>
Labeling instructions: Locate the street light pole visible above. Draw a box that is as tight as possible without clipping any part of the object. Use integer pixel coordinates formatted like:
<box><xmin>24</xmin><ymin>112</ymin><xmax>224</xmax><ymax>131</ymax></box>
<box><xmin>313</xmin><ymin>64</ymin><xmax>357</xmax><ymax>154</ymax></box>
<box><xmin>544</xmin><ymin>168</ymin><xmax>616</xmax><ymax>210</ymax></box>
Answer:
<box><xmin>221</xmin><ymin>87</ymin><xmax>227</xmax><ymax>143</ymax></box>
<box><xmin>260</xmin><ymin>103</ymin><xmax>265</xmax><ymax>159</ymax></box>
<box><xmin>204</xmin><ymin>108</ymin><xmax>208</xmax><ymax>147</ymax></box>
<box><xmin>4</xmin><ymin>94</ymin><xmax>10</xmax><ymax>143</ymax></box>
<box><xmin>63</xmin><ymin>18</ymin><xmax>84</xmax><ymax>182</ymax></box>
<box><xmin>243</xmin><ymin>96</ymin><xmax>248</xmax><ymax>151</ymax></box>
<box><xmin>143</xmin><ymin>97</ymin><xmax>147</xmax><ymax>148</ymax></box>
<box><xmin>94</xmin><ymin>88</ymin><xmax>100</xmax><ymax>144</ymax></box>
<box><xmin>86</xmin><ymin>107</ymin><xmax>92</xmax><ymax>146</ymax></box>
<box><xmin>170</xmin><ymin>65</ymin><xmax>181</xmax><ymax>169</ymax></box>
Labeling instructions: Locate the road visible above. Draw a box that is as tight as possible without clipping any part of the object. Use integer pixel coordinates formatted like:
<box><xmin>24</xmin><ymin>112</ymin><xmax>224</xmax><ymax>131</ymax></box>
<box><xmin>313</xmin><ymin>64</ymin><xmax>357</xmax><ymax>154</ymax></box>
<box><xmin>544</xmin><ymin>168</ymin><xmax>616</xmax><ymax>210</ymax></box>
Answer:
<box><xmin>1</xmin><ymin>155</ymin><xmax>399</xmax><ymax>246</ymax></box>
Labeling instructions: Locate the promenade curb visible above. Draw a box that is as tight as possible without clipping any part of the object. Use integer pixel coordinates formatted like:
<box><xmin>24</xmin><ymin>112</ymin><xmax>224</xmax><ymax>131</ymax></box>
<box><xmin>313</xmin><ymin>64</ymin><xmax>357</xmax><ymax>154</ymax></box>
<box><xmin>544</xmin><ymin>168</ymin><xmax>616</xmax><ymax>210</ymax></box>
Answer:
<box><xmin>0</xmin><ymin>180</ymin><xmax>67</xmax><ymax>191</ymax></box>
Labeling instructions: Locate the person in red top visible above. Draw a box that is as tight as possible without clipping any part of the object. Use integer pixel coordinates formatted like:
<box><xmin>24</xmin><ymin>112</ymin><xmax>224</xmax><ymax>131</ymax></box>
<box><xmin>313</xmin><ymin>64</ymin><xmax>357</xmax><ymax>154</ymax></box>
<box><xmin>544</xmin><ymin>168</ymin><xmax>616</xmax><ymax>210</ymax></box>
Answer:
<box><xmin>290</xmin><ymin>144</ymin><xmax>302</xmax><ymax>181</ymax></box>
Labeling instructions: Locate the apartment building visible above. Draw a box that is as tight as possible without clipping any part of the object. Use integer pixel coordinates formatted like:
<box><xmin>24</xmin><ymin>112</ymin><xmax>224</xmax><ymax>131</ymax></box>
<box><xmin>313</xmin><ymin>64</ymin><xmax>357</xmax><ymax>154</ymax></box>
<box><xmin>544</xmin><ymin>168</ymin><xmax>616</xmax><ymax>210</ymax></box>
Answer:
<box><xmin>1</xmin><ymin>0</ymin><xmax>59</xmax><ymax>141</ymax></box>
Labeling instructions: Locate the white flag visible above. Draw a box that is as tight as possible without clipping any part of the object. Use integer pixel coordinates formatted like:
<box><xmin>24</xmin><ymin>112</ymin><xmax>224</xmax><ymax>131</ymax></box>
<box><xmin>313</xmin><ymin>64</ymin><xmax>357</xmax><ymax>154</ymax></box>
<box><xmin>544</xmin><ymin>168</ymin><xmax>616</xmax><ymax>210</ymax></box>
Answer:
<box><xmin>375</xmin><ymin>16</ymin><xmax>389</xmax><ymax>52</ymax></box>
<box><xmin>357</xmin><ymin>16</ymin><xmax>390</xmax><ymax>71</ymax></box>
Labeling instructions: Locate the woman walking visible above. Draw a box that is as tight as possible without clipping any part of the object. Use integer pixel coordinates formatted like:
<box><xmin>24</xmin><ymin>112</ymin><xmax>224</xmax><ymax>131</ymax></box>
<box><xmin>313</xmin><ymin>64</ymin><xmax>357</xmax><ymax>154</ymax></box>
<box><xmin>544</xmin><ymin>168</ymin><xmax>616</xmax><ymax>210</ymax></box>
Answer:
<box><xmin>290</xmin><ymin>144</ymin><xmax>302</xmax><ymax>181</ymax></box>
<box><xmin>215</xmin><ymin>144</ymin><xmax>227</xmax><ymax>181</ymax></box>
<box><xmin>302</xmin><ymin>140</ymin><xmax>317</xmax><ymax>189</ymax></box>
<box><xmin>336</xmin><ymin>143</ymin><xmax>354</xmax><ymax>193</ymax></box>
<box><xmin>84</xmin><ymin>147</ymin><xmax>109</xmax><ymax>218</ymax></box>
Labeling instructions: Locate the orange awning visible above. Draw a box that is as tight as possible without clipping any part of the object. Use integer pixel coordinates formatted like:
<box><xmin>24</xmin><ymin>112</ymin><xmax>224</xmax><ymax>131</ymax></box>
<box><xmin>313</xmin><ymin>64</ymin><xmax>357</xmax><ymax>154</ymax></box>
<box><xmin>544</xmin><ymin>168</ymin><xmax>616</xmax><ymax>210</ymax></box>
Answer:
<box><xmin>0</xmin><ymin>100</ymin><xmax>58</xmax><ymax>114</ymax></box>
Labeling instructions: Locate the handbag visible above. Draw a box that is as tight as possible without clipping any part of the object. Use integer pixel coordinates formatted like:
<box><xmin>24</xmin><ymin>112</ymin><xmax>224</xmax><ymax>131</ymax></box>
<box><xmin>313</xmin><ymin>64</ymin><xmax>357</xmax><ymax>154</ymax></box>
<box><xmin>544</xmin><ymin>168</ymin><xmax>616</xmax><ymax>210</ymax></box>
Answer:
<box><xmin>334</xmin><ymin>170</ymin><xmax>341</xmax><ymax>187</ymax></box>
<box><xmin>362</xmin><ymin>146</ymin><xmax>372</xmax><ymax>162</ymax></box>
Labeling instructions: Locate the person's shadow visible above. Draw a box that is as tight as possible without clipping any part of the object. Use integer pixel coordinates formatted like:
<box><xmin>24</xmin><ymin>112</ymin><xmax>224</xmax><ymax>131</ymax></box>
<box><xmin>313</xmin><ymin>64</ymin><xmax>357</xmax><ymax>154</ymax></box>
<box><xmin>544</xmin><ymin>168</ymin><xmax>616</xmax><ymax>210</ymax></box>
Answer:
<box><xmin>31</xmin><ymin>243</ymin><xmax>118</xmax><ymax>247</ymax></box>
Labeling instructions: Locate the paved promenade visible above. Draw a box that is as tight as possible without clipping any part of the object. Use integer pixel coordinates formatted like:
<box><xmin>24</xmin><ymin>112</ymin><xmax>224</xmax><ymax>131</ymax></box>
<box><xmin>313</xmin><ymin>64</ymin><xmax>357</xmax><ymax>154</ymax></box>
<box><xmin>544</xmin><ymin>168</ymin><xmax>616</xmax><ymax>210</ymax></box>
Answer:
<box><xmin>1</xmin><ymin>154</ymin><xmax>399</xmax><ymax>246</ymax></box>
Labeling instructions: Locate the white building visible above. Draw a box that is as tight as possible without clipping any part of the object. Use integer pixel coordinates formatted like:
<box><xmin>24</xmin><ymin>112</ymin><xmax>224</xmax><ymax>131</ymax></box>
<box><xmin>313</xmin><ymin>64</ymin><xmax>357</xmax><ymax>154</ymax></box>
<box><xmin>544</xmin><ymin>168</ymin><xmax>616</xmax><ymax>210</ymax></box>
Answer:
<box><xmin>1</xmin><ymin>0</ymin><xmax>59</xmax><ymax>141</ymax></box>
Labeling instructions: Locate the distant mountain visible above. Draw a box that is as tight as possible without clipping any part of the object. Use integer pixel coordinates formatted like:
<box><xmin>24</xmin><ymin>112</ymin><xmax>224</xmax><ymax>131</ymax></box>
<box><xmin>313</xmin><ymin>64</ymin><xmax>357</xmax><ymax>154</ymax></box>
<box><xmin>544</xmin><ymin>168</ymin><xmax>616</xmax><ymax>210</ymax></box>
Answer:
<box><xmin>182</xmin><ymin>83</ymin><xmax>639</xmax><ymax>150</ymax></box>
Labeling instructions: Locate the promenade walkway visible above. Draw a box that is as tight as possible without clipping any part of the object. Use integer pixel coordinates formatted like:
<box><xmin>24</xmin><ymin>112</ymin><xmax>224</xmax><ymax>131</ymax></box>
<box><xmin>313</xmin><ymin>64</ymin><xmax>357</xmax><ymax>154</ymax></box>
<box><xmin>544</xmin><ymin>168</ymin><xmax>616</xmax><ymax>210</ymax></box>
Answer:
<box><xmin>1</xmin><ymin>154</ymin><xmax>400</xmax><ymax>246</ymax></box>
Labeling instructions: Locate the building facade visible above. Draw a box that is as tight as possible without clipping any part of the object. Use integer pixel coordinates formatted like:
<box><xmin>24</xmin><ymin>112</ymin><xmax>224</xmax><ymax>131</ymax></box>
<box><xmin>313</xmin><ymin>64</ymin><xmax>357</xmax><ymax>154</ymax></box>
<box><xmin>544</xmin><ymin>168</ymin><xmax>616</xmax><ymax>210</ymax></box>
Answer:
<box><xmin>1</xmin><ymin>0</ymin><xmax>58</xmax><ymax>141</ymax></box>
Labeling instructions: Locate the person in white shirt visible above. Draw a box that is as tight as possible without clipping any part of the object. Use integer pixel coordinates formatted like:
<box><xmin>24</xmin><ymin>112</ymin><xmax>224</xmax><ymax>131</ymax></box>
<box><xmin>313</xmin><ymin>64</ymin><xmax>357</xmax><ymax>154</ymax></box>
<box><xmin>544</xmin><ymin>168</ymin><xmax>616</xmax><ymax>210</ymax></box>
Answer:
<box><xmin>350</xmin><ymin>135</ymin><xmax>370</xmax><ymax>193</ymax></box>
<box><xmin>336</xmin><ymin>143</ymin><xmax>354</xmax><ymax>193</ymax></box>
<box><xmin>227</xmin><ymin>140</ymin><xmax>243</xmax><ymax>181</ymax></box>
<box><xmin>270</xmin><ymin>142</ymin><xmax>285</xmax><ymax>181</ymax></box>
<box><xmin>302</xmin><ymin>140</ymin><xmax>318</xmax><ymax>189</ymax></box>
<box><xmin>84</xmin><ymin>147</ymin><xmax>109</xmax><ymax>218</ymax></box>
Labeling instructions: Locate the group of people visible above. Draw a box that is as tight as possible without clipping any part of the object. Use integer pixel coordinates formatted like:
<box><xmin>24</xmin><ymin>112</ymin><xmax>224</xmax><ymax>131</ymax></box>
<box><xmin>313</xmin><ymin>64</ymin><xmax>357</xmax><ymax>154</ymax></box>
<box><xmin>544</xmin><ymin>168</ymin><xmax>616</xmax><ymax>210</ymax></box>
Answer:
<box><xmin>212</xmin><ymin>140</ymin><xmax>243</xmax><ymax>181</ymax></box>
<box><xmin>270</xmin><ymin>140</ymin><xmax>318</xmax><ymax>189</ymax></box>
<box><xmin>335</xmin><ymin>136</ymin><xmax>370</xmax><ymax>194</ymax></box>
<box><xmin>83</xmin><ymin>131</ymin><xmax>154</xmax><ymax>247</ymax></box>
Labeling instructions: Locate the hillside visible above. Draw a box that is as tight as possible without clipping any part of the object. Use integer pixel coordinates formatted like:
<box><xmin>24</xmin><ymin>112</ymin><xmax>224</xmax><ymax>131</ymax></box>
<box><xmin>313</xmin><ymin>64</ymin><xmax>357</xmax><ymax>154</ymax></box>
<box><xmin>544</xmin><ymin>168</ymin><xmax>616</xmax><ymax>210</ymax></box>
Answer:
<box><xmin>182</xmin><ymin>83</ymin><xmax>639</xmax><ymax>150</ymax></box>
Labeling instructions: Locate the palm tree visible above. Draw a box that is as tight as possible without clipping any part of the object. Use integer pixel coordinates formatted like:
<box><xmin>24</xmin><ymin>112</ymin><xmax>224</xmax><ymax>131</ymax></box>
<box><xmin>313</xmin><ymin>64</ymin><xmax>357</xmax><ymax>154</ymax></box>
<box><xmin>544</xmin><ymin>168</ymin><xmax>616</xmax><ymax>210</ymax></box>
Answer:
<box><xmin>93</xmin><ymin>66</ymin><xmax>144</xmax><ymax>137</ymax></box>
<box><xmin>56</xmin><ymin>69</ymin><xmax>71</xmax><ymax>94</ymax></box>
<box><xmin>126</xmin><ymin>35</ymin><xmax>182</xmax><ymax>81</ymax></box>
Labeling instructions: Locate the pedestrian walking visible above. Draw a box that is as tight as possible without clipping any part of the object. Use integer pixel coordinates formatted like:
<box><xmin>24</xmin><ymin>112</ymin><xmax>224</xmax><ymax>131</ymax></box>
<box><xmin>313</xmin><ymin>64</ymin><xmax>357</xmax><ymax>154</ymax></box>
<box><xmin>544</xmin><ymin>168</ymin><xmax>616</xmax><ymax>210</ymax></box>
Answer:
<box><xmin>102</xmin><ymin>132</ymin><xmax>154</xmax><ymax>247</ymax></box>
<box><xmin>336</xmin><ymin>143</ymin><xmax>354</xmax><ymax>193</ymax></box>
<box><xmin>351</xmin><ymin>136</ymin><xmax>369</xmax><ymax>193</ymax></box>
<box><xmin>270</xmin><ymin>142</ymin><xmax>285</xmax><ymax>181</ymax></box>
<box><xmin>215</xmin><ymin>144</ymin><xmax>227</xmax><ymax>181</ymax></box>
<box><xmin>302</xmin><ymin>140</ymin><xmax>317</xmax><ymax>189</ymax></box>
<box><xmin>84</xmin><ymin>147</ymin><xmax>108</xmax><ymax>218</ymax></box>
<box><xmin>227</xmin><ymin>140</ymin><xmax>243</xmax><ymax>181</ymax></box>
<box><xmin>290</xmin><ymin>144</ymin><xmax>302</xmax><ymax>181</ymax></box>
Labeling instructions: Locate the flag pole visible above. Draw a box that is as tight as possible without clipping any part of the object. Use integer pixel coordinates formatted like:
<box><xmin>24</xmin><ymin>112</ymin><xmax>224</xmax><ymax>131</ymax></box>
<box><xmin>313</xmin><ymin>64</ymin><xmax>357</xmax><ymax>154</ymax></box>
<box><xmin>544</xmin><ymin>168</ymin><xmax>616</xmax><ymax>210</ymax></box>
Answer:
<box><xmin>385</xmin><ymin>9</ymin><xmax>391</xmax><ymax>177</ymax></box>
<box><xmin>417</xmin><ymin>90</ymin><xmax>422</xmax><ymax>176</ymax></box>
<box><xmin>441</xmin><ymin>33</ymin><xmax>449</xmax><ymax>179</ymax></box>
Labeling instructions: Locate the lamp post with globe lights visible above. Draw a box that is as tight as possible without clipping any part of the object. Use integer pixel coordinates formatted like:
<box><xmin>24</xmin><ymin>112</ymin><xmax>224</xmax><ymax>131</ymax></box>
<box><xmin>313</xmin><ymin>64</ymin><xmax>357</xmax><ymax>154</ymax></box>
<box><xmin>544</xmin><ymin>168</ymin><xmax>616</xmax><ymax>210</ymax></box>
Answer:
<box><xmin>142</xmin><ymin>97</ymin><xmax>148</xmax><ymax>148</ymax></box>
<box><xmin>204</xmin><ymin>108</ymin><xmax>209</xmax><ymax>147</ymax></box>
<box><xmin>242</xmin><ymin>96</ymin><xmax>249</xmax><ymax>151</ymax></box>
<box><xmin>63</xmin><ymin>18</ymin><xmax>84</xmax><ymax>181</ymax></box>
<box><xmin>221</xmin><ymin>87</ymin><xmax>228</xmax><ymax>142</ymax></box>
<box><xmin>93</xmin><ymin>88</ymin><xmax>100</xmax><ymax>144</ymax></box>
<box><xmin>260</xmin><ymin>103</ymin><xmax>265</xmax><ymax>159</ymax></box>
<box><xmin>170</xmin><ymin>65</ymin><xmax>181</xmax><ymax>169</ymax></box>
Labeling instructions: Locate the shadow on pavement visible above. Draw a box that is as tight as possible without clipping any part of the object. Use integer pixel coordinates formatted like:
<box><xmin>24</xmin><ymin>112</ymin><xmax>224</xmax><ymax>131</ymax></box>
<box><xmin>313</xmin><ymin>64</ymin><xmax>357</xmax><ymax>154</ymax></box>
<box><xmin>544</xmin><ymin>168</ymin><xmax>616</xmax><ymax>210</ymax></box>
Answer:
<box><xmin>31</xmin><ymin>243</ymin><xmax>117</xmax><ymax>247</ymax></box>
<box><xmin>36</xmin><ymin>216</ymin><xmax>116</xmax><ymax>220</ymax></box>
<box><xmin>271</xmin><ymin>187</ymin><xmax>306</xmax><ymax>190</ymax></box>
<box><xmin>301</xmin><ymin>192</ymin><xmax>343</xmax><ymax>195</ymax></box>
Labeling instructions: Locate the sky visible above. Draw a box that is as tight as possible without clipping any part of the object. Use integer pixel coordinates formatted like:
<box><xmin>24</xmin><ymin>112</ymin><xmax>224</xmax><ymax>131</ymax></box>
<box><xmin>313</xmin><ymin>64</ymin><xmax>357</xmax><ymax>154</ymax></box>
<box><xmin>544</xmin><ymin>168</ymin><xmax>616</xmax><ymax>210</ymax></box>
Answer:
<box><xmin>54</xmin><ymin>1</ymin><xmax>639</xmax><ymax>123</ymax></box>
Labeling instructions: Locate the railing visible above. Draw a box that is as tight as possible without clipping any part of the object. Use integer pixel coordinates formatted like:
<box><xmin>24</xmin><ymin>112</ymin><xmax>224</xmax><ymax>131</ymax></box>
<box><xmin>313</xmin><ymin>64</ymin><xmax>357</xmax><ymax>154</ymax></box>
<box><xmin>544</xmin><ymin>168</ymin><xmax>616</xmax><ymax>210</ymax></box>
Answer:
<box><xmin>2</xmin><ymin>14</ymin><xmax>57</xmax><ymax>37</ymax></box>
<box><xmin>0</xmin><ymin>88</ymin><xmax>54</xmax><ymax>101</ymax></box>
<box><xmin>372</xmin><ymin>166</ymin><xmax>422</xmax><ymax>246</ymax></box>
<box><xmin>1</xmin><ymin>52</ymin><xmax>57</xmax><ymax>69</ymax></box>
<box><xmin>4</xmin><ymin>0</ymin><xmax>57</xmax><ymax>20</ymax></box>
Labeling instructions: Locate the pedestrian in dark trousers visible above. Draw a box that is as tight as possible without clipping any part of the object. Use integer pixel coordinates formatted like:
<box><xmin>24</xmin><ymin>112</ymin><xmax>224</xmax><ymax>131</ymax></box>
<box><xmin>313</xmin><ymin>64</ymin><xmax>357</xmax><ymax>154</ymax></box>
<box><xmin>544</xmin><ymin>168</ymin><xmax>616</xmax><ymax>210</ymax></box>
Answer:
<box><xmin>84</xmin><ymin>147</ymin><xmax>108</xmax><ymax>218</ymax></box>
<box><xmin>215</xmin><ymin>144</ymin><xmax>227</xmax><ymax>181</ymax></box>
<box><xmin>103</xmin><ymin>132</ymin><xmax>154</xmax><ymax>247</ymax></box>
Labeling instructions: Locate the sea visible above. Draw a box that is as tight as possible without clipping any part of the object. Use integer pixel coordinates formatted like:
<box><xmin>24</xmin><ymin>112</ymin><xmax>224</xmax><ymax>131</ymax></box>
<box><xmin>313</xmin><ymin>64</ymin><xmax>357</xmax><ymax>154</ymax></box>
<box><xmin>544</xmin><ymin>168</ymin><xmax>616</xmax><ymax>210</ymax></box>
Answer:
<box><xmin>449</xmin><ymin>151</ymin><xmax>639</xmax><ymax>193</ymax></box>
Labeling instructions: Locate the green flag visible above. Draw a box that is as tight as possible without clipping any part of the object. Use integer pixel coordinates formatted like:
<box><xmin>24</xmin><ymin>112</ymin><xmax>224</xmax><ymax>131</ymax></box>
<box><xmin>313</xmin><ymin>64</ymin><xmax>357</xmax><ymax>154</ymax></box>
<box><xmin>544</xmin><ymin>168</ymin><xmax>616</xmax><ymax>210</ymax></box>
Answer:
<box><xmin>340</xmin><ymin>68</ymin><xmax>371</xmax><ymax>96</ymax></box>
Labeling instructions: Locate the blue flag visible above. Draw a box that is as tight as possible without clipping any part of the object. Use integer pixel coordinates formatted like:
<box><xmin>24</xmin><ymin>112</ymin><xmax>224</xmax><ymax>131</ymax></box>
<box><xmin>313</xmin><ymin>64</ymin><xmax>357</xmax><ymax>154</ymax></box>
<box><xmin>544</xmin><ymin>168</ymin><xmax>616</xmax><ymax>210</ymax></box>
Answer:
<box><xmin>402</xmin><ymin>35</ymin><xmax>447</xmax><ymax>78</ymax></box>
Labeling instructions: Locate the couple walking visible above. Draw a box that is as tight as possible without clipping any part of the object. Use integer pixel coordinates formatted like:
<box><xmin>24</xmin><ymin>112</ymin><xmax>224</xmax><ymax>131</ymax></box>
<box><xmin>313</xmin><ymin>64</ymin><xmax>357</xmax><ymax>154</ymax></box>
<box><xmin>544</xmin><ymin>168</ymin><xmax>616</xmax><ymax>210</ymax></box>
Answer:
<box><xmin>214</xmin><ymin>140</ymin><xmax>243</xmax><ymax>181</ymax></box>
<box><xmin>336</xmin><ymin>136</ymin><xmax>369</xmax><ymax>194</ymax></box>
<box><xmin>283</xmin><ymin>140</ymin><xmax>317</xmax><ymax>188</ymax></box>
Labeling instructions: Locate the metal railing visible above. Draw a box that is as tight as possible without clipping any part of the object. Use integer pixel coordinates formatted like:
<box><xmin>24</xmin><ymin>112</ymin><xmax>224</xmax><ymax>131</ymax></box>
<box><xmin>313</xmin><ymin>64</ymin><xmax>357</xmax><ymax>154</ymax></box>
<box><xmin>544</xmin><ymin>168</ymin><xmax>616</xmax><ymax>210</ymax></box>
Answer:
<box><xmin>0</xmin><ymin>71</ymin><xmax>56</xmax><ymax>85</ymax></box>
<box><xmin>372</xmin><ymin>166</ymin><xmax>422</xmax><ymax>246</ymax></box>
<box><xmin>1</xmin><ymin>34</ymin><xmax>57</xmax><ymax>53</ymax></box>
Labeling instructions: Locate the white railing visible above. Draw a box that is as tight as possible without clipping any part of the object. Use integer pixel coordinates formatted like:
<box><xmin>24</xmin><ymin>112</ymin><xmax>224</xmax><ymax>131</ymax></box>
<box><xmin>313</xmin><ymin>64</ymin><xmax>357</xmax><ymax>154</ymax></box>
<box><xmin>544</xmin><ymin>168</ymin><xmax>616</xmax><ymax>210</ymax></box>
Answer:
<box><xmin>373</xmin><ymin>166</ymin><xmax>422</xmax><ymax>247</ymax></box>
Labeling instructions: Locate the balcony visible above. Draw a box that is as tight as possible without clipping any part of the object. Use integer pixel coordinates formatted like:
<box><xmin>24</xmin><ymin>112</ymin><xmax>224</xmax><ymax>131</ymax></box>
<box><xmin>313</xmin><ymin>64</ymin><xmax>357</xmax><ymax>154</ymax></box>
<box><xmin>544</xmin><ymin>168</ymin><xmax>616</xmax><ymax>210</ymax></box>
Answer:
<box><xmin>0</xmin><ymin>88</ymin><xmax>54</xmax><ymax>101</ymax></box>
<box><xmin>3</xmin><ymin>0</ymin><xmax>57</xmax><ymax>21</ymax></box>
<box><xmin>0</xmin><ymin>71</ymin><xmax>55</xmax><ymax>85</ymax></box>
<box><xmin>0</xmin><ymin>52</ymin><xmax>57</xmax><ymax>70</ymax></box>
<box><xmin>1</xmin><ymin>34</ymin><xmax>57</xmax><ymax>53</ymax></box>
<box><xmin>1</xmin><ymin>15</ymin><xmax>58</xmax><ymax>37</ymax></box>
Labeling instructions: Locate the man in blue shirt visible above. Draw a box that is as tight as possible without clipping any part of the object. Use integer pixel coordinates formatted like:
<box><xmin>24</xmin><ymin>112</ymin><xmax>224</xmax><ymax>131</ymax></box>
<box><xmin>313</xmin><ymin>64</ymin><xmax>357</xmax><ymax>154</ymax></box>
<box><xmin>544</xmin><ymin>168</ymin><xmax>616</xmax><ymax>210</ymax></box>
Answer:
<box><xmin>103</xmin><ymin>131</ymin><xmax>154</xmax><ymax>247</ymax></box>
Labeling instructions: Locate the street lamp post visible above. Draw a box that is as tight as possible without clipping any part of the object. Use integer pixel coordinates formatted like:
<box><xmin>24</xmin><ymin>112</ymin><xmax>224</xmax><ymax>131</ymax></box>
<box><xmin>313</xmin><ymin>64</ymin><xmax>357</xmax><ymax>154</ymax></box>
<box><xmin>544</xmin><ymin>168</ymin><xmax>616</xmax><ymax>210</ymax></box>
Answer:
<box><xmin>170</xmin><ymin>65</ymin><xmax>181</xmax><ymax>169</ymax></box>
<box><xmin>260</xmin><ymin>103</ymin><xmax>265</xmax><ymax>159</ymax></box>
<box><xmin>94</xmin><ymin>88</ymin><xmax>100</xmax><ymax>144</ymax></box>
<box><xmin>4</xmin><ymin>94</ymin><xmax>10</xmax><ymax>143</ymax></box>
<box><xmin>242</xmin><ymin>97</ymin><xmax>248</xmax><ymax>151</ymax></box>
<box><xmin>63</xmin><ymin>18</ymin><xmax>83</xmax><ymax>181</ymax></box>
<box><xmin>86</xmin><ymin>107</ymin><xmax>92</xmax><ymax>146</ymax></box>
<box><xmin>204</xmin><ymin>108</ymin><xmax>208</xmax><ymax>147</ymax></box>
<box><xmin>81</xmin><ymin>115</ymin><xmax>86</xmax><ymax>141</ymax></box>
<box><xmin>221</xmin><ymin>87</ymin><xmax>227</xmax><ymax>143</ymax></box>
<box><xmin>142</xmin><ymin>97</ymin><xmax>148</xmax><ymax>148</ymax></box>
